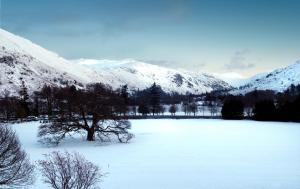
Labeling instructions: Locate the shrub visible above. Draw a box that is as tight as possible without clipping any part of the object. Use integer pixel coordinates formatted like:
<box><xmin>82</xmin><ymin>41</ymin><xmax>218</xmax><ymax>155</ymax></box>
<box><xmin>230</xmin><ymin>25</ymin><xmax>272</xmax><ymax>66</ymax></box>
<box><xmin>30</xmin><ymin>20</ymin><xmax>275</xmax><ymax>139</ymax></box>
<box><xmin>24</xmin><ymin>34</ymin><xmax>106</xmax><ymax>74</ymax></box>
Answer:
<box><xmin>38</xmin><ymin>151</ymin><xmax>103</xmax><ymax>189</ymax></box>
<box><xmin>253</xmin><ymin>100</ymin><xmax>277</xmax><ymax>121</ymax></box>
<box><xmin>221</xmin><ymin>98</ymin><xmax>244</xmax><ymax>119</ymax></box>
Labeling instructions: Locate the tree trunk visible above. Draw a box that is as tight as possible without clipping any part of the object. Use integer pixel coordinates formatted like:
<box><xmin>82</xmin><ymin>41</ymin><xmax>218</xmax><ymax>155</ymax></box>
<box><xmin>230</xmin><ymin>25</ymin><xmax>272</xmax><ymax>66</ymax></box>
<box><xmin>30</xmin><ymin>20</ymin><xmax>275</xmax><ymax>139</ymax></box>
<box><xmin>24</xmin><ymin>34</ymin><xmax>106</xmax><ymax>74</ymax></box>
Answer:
<box><xmin>87</xmin><ymin>128</ymin><xmax>95</xmax><ymax>141</ymax></box>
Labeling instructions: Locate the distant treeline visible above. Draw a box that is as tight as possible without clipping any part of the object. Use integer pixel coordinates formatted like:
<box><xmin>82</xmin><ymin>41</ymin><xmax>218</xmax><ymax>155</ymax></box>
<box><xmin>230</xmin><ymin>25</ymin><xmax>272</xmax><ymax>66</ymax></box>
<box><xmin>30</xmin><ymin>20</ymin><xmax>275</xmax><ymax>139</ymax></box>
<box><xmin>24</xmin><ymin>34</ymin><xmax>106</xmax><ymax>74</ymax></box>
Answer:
<box><xmin>0</xmin><ymin>81</ymin><xmax>299</xmax><ymax>122</ymax></box>
<box><xmin>0</xmin><ymin>82</ymin><xmax>218</xmax><ymax>120</ymax></box>
<box><xmin>221</xmin><ymin>84</ymin><xmax>300</xmax><ymax>122</ymax></box>
<box><xmin>0</xmin><ymin>82</ymin><xmax>130</xmax><ymax>120</ymax></box>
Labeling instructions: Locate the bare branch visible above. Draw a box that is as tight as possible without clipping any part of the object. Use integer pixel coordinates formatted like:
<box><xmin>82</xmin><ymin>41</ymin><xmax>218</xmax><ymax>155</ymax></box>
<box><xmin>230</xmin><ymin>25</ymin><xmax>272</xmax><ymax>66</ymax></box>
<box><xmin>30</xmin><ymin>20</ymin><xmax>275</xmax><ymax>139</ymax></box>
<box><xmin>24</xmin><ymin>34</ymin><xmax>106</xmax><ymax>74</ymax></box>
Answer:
<box><xmin>0</xmin><ymin>125</ymin><xmax>35</xmax><ymax>188</ymax></box>
<box><xmin>38</xmin><ymin>151</ymin><xmax>103</xmax><ymax>189</ymax></box>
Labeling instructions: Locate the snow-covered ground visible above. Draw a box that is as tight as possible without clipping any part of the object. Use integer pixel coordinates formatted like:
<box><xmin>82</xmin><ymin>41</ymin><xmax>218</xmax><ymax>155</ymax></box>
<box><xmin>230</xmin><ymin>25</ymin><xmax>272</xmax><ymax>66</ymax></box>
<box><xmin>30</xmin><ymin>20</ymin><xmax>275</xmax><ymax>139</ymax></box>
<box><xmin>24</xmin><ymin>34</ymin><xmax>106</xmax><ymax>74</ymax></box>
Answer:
<box><xmin>12</xmin><ymin>119</ymin><xmax>300</xmax><ymax>189</ymax></box>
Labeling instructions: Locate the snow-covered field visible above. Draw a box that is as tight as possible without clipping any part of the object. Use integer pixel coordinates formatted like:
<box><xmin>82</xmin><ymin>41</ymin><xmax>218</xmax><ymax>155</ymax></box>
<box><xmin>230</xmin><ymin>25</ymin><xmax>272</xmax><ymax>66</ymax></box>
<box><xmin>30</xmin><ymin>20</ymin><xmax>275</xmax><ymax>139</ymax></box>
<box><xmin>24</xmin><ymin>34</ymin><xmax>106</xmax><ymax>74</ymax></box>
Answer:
<box><xmin>12</xmin><ymin>119</ymin><xmax>300</xmax><ymax>189</ymax></box>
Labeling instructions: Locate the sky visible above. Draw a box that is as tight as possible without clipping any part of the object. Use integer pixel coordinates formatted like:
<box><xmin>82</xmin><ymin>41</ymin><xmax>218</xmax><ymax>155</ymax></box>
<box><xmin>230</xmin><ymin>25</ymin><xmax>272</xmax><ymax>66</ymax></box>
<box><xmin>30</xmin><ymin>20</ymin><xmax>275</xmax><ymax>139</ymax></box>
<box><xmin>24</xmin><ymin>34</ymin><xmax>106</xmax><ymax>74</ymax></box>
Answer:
<box><xmin>0</xmin><ymin>0</ymin><xmax>300</xmax><ymax>77</ymax></box>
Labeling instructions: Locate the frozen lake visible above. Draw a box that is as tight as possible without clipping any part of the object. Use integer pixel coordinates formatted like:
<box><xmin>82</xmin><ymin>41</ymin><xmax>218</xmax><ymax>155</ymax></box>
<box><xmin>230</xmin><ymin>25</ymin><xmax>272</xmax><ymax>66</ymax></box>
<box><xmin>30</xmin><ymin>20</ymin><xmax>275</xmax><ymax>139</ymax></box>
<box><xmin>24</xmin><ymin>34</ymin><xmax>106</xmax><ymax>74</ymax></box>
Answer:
<box><xmin>12</xmin><ymin>119</ymin><xmax>300</xmax><ymax>189</ymax></box>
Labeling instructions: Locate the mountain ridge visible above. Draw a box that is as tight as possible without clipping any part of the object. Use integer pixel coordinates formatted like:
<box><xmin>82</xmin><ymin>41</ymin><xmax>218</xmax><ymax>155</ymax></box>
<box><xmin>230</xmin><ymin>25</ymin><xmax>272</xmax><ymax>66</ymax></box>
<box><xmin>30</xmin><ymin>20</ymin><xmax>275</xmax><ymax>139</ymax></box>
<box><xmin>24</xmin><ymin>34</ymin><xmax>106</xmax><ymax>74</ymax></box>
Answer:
<box><xmin>235</xmin><ymin>60</ymin><xmax>300</xmax><ymax>94</ymax></box>
<box><xmin>73</xmin><ymin>58</ymin><xmax>232</xmax><ymax>94</ymax></box>
<box><xmin>1</xmin><ymin>28</ymin><xmax>299</xmax><ymax>96</ymax></box>
<box><xmin>0</xmin><ymin>28</ymin><xmax>231</xmax><ymax>95</ymax></box>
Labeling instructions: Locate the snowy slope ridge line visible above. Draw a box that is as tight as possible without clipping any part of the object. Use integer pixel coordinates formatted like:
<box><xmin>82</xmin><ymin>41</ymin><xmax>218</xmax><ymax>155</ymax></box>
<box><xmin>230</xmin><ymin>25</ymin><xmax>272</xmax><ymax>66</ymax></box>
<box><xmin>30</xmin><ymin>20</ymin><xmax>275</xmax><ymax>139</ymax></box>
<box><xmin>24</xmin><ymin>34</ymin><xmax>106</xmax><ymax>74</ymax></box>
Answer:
<box><xmin>0</xmin><ymin>28</ymin><xmax>98</xmax><ymax>95</ymax></box>
<box><xmin>235</xmin><ymin>60</ymin><xmax>300</xmax><ymax>93</ymax></box>
<box><xmin>1</xmin><ymin>28</ymin><xmax>299</xmax><ymax>95</ymax></box>
<box><xmin>0</xmin><ymin>28</ymin><xmax>232</xmax><ymax>95</ymax></box>
<box><xmin>0</xmin><ymin>28</ymin><xmax>94</xmax><ymax>82</ymax></box>
<box><xmin>73</xmin><ymin>58</ymin><xmax>232</xmax><ymax>94</ymax></box>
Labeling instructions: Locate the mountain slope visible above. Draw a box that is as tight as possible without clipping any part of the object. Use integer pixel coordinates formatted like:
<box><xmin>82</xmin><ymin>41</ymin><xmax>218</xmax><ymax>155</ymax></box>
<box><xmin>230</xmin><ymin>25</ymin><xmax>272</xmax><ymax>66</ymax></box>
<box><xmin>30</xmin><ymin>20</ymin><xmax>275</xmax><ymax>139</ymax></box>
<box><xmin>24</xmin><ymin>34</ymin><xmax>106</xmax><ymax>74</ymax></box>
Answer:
<box><xmin>0</xmin><ymin>28</ymin><xmax>99</xmax><ymax>95</ymax></box>
<box><xmin>236</xmin><ymin>60</ymin><xmax>300</xmax><ymax>93</ymax></box>
<box><xmin>74</xmin><ymin>59</ymin><xmax>232</xmax><ymax>94</ymax></box>
<box><xmin>0</xmin><ymin>28</ymin><xmax>231</xmax><ymax>95</ymax></box>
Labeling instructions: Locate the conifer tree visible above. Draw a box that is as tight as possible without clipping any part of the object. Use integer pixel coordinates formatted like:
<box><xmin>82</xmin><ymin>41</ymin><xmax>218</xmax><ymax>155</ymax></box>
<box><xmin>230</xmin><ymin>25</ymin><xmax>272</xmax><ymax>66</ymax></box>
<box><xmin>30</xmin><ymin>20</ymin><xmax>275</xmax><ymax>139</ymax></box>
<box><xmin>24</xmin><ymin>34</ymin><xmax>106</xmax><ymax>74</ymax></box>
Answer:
<box><xmin>18</xmin><ymin>80</ymin><xmax>30</xmax><ymax>117</ymax></box>
<box><xmin>149</xmin><ymin>83</ymin><xmax>160</xmax><ymax>115</ymax></box>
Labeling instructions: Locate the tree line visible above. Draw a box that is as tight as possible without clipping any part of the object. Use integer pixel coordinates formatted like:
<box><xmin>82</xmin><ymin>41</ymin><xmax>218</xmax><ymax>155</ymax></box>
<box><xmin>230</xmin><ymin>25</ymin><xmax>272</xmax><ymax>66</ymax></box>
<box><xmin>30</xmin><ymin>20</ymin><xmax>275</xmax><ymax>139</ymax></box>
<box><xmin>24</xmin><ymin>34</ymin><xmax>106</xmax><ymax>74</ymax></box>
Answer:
<box><xmin>221</xmin><ymin>84</ymin><xmax>300</xmax><ymax>122</ymax></box>
<box><xmin>0</xmin><ymin>81</ymin><xmax>223</xmax><ymax>119</ymax></box>
<box><xmin>129</xmin><ymin>83</ymin><xmax>222</xmax><ymax>116</ymax></box>
<box><xmin>1</xmin><ymin>81</ymin><xmax>299</xmax><ymax>122</ymax></box>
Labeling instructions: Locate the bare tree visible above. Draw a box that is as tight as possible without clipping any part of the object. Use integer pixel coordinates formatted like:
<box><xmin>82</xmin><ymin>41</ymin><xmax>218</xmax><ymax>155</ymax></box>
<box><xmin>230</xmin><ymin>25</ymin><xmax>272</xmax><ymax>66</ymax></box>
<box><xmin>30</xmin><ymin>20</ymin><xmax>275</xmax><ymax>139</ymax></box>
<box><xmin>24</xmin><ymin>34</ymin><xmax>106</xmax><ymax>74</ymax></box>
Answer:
<box><xmin>208</xmin><ymin>101</ymin><xmax>218</xmax><ymax>117</ymax></box>
<box><xmin>182</xmin><ymin>102</ymin><xmax>189</xmax><ymax>115</ymax></box>
<box><xmin>158</xmin><ymin>105</ymin><xmax>166</xmax><ymax>115</ymax></box>
<box><xmin>38</xmin><ymin>115</ymin><xmax>134</xmax><ymax>145</ymax></box>
<box><xmin>130</xmin><ymin>106</ymin><xmax>137</xmax><ymax>116</ymax></box>
<box><xmin>169</xmin><ymin>104</ymin><xmax>177</xmax><ymax>116</ymax></box>
<box><xmin>38</xmin><ymin>84</ymin><xmax>134</xmax><ymax>145</ymax></box>
<box><xmin>38</xmin><ymin>151</ymin><xmax>103</xmax><ymax>189</ymax></box>
<box><xmin>199</xmin><ymin>104</ymin><xmax>205</xmax><ymax>116</ymax></box>
<box><xmin>188</xmin><ymin>102</ymin><xmax>198</xmax><ymax>116</ymax></box>
<box><xmin>0</xmin><ymin>126</ymin><xmax>35</xmax><ymax>188</ymax></box>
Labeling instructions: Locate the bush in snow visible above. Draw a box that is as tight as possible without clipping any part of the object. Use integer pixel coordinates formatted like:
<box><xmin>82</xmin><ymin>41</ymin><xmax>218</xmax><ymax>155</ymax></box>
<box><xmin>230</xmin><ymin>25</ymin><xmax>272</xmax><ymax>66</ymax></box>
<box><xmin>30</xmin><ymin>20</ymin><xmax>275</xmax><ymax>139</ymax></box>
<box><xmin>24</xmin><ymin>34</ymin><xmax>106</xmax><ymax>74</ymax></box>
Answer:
<box><xmin>221</xmin><ymin>97</ymin><xmax>244</xmax><ymax>120</ymax></box>
<box><xmin>253</xmin><ymin>100</ymin><xmax>277</xmax><ymax>121</ymax></box>
<box><xmin>38</xmin><ymin>151</ymin><xmax>103</xmax><ymax>189</ymax></box>
<box><xmin>0</xmin><ymin>125</ymin><xmax>35</xmax><ymax>188</ymax></box>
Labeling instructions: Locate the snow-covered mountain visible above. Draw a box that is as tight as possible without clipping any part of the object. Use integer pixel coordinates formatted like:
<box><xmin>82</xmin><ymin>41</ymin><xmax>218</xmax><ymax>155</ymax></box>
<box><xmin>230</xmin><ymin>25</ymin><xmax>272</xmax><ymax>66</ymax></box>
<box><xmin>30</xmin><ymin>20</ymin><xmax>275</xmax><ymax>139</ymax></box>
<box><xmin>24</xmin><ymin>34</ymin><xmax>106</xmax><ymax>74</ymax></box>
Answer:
<box><xmin>0</xmin><ymin>28</ymin><xmax>101</xmax><ymax>95</ymax></box>
<box><xmin>235</xmin><ymin>60</ymin><xmax>300</xmax><ymax>94</ymax></box>
<box><xmin>2</xmin><ymin>28</ymin><xmax>300</xmax><ymax>96</ymax></box>
<box><xmin>73</xmin><ymin>59</ymin><xmax>232</xmax><ymax>94</ymax></box>
<box><xmin>0</xmin><ymin>28</ymin><xmax>231</xmax><ymax>95</ymax></box>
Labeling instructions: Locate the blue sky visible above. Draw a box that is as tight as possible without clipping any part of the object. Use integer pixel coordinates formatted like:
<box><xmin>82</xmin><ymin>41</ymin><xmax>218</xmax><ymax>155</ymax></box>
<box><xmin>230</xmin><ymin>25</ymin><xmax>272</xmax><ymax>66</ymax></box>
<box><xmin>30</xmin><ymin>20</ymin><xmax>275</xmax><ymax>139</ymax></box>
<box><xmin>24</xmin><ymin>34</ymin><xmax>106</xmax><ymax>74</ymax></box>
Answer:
<box><xmin>1</xmin><ymin>0</ymin><xmax>300</xmax><ymax>76</ymax></box>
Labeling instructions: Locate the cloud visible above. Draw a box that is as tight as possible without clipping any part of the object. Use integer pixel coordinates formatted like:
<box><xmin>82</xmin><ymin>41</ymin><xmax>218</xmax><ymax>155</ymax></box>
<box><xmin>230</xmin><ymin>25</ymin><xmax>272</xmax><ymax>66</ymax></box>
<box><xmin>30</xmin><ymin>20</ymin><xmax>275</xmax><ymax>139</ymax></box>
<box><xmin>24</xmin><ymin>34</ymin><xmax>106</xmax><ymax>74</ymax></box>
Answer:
<box><xmin>225</xmin><ymin>49</ymin><xmax>255</xmax><ymax>70</ymax></box>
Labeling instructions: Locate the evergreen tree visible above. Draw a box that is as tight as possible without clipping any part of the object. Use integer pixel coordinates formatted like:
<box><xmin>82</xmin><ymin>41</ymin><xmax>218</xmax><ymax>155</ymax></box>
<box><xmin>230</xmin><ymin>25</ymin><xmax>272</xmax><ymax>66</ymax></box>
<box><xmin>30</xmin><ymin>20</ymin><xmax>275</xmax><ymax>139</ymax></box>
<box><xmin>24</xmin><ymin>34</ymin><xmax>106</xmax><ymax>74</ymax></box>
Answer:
<box><xmin>40</xmin><ymin>85</ymin><xmax>53</xmax><ymax>116</ymax></box>
<box><xmin>149</xmin><ymin>83</ymin><xmax>161</xmax><ymax>115</ymax></box>
<box><xmin>138</xmin><ymin>103</ymin><xmax>149</xmax><ymax>115</ymax></box>
<box><xmin>221</xmin><ymin>98</ymin><xmax>244</xmax><ymax>119</ymax></box>
<box><xmin>117</xmin><ymin>85</ymin><xmax>129</xmax><ymax>115</ymax></box>
<box><xmin>253</xmin><ymin>100</ymin><xmax>277</xmax><ymax>121</ymax></box>
<box><xmin>121</xmin><ymin>85</ymin><xmax>129</xmax><ymax>104</ymax></box>
<box><xmin>32</xmin><ymin>92</ymin><xmax>40</xmax><ymax>117</ymax></box>
<box><xmin>18</xmin><ymin>80</ymin><xmax>30</xmax><ymax>117</ymax></box>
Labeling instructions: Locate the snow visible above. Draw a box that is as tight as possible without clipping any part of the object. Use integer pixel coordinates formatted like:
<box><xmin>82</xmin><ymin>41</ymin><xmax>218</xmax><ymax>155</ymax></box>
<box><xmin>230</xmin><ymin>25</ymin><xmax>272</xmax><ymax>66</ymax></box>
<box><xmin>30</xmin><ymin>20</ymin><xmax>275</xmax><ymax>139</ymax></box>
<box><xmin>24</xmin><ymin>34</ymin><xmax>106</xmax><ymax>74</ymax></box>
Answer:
<box><xmin>11</xmin><ymin>119</ymin><xmax>300</xmax><ymax>189</ymax></box>
<box><xmin>3</xmin><ymin>27</ymin><xmax>300</xmax><ymax>95</ymax></box>
<box><xmin>235</xmin><ymin>60</ymin><xmax>300</xmax><ymax>94</ymax></box>
<box><xmin>0</xmin><ymin>28</ymin><xmax>92</xmax><ymax>82</ymax></box>
<box><xmin>0</xmin><ymin>28</ymin><xmax>101</xmax><ymax>95</ymax></box>
<box><xmin>0</xmin><ymin>28</ymin><xmax>231</xmax><ymax>95</ymax></box>
<box><xmin>73</xmin><ymin>58</ymin><xmax>231</xmax><ymax>94</ymax></box>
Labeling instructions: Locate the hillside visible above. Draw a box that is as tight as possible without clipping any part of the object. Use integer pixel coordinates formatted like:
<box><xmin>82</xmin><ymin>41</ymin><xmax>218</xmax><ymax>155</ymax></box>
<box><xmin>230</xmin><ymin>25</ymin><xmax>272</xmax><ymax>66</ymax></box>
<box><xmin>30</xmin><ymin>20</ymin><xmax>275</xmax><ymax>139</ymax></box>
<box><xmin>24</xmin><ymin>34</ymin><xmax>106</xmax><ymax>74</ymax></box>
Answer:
<box><xmin>0</xmin><ymin>28</ymin><xmax>231</xmax><ymax>95</ymax></box>
<box><xmin>236</xmin><ymin>60</ymin><xmax>300</xmax><ymax>93</ymax></box>
<box><xmin>74</xmin><ymin>59</ymin><xmax>232</xmax><ymax>94</ymax></box>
